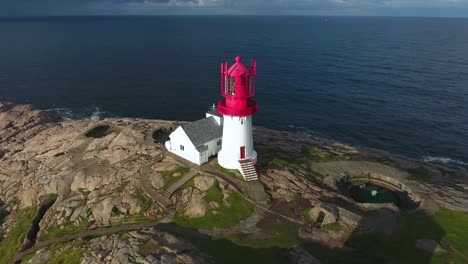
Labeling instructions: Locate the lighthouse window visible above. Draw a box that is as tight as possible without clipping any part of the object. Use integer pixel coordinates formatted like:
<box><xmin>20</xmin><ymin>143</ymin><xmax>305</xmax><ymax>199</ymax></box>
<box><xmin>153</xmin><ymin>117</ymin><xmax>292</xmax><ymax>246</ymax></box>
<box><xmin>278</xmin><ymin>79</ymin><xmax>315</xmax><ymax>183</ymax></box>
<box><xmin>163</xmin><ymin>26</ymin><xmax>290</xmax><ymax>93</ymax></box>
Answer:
<box><xmin>241</xmin><ymin>119</ymin><xmax>244</xmax><ymax>125</ymax></box>
<box><xmin>180</xmin><ymin>145</ymin><xmax>184</xmax><ymax>151</ymax></box>
<box><xmin>217</xmin><ymin>140</ymin><xmax>221</xmax><ymax>146</ymax></box>
<box><xmin>229</xmin><ymin>77</ymin><xmax>236</xmax><ymax>95</ymax></box>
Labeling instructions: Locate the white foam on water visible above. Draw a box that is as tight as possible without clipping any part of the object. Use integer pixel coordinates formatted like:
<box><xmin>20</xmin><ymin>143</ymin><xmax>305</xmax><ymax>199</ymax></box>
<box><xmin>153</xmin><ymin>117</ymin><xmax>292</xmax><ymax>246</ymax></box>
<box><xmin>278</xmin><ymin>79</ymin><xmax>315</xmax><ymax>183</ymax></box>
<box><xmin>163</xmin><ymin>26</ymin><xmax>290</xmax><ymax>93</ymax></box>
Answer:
<box><xmin>422</xmin><ymin>156</ymin><xmax>468</xmax><ymax>167</ymax></box>
<box><xmin>46</xmin><ymin>106</ymin><xmax>115</xmax><ymax>120</ymax></box>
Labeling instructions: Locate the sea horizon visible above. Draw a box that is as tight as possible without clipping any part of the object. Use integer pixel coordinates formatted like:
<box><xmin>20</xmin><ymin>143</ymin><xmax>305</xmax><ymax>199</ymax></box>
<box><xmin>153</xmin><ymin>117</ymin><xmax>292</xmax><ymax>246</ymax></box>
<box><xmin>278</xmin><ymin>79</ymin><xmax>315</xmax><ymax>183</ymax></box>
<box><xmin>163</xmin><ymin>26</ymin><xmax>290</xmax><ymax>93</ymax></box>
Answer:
<box><xmin>1</xmin><ymin>15</ymin><xmax>467</xmax><ymax>169</ymax></box>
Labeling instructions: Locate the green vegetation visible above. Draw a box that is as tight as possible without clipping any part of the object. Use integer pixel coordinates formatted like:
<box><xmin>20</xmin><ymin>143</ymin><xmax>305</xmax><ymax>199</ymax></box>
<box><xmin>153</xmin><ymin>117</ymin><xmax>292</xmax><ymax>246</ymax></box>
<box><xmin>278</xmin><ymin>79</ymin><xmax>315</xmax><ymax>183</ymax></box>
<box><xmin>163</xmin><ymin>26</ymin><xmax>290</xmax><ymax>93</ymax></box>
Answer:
<box><xmin>161</xmin><ymin>166</ymin><xmax>189</xmax><ymax>188</ymax></box>
<box><xmin>20</xmin><ymin>253</ymin><xmax>35</xmax><ymax>263</ymax></box>
<box><xmin>39</xmin><ymin>219</ymin><xmax>89</xmax><ymax>241</ymax></box>
<box><xmin>433</xmin><ymin>208</ymin><xmax>468</xmax><ymax>261</ymax></box>
<box><xmin>78</xmin><ymin>188</ymin><xmax>91</xmax><ymax>200</ymax></box>
<box><xmin>0</xmin><ymin>206</ymin><xmax>37</xmax><ymax>264</ymax></box>
<box><xmin>321</xmin><ymin>222</ymin><xmax>342</xmax><ymax>231</ymax></box>
<box><xmin>215</xmin><ymin>163</ymin><xmax>245</xmax><ymax>181</ymax></box>
<box><xmin>407</xmin><ymin>166</ymin><xmax>431</xmax><ymax>181</ymax></box>
<box><xmin>110</xmin><ymin>214</ymin><xmax>160</xmax><ymax>226</ymax></box>
<box><xmin>43</xmin><ymin>241</ymin><xmax>85</xmax><ymax>264</ymax></box>
<box><xmin>301</xmin><ymin>145</ymin><xmax>358</xmax><ymax>163</ymax></box>
<box><xmin>205</xmin><ymin>183</ymin><xmax>223</xmax><ymax>203</ymax></box>
<box><xmin>302</xmin><ymin>208</ymin><xmax>468</xmax><ymax>264</ymax></box>
<box><xmin>134</xmin><ymin>188</ymin><xmax>152</xmax><ymax>211</ymax></box>
<box><xmin>176</xmin><ymin>232</ymin><xmax>291</xmax><ymax>264</ymax></box>
<box><xmin>229</xmin><ymin>223</ymin><xmax>298</xmax><ymax>249</ymax></box>
<box><xmin>115</xmin><ymin>180</ymin><xmax>130</xmax><ymax>193</ymax></box>
<box><xmin>139</xmin><ymin>240</ymin><xmax>161</xmax><ymax>256</ymax></box>
<box><xmin>300</xmin><ymin>208</ymin><xmax>312</xmax><ymax>223</ymax></box>
<box><xmin>174</xmin><ymin>188</ymin><xmax>254</xmax><ymax>230</ymax></box>
<box><xmin>44</xmin><ymin>193</ymin><xmax>58</xmax><ymax>204</ymax></box>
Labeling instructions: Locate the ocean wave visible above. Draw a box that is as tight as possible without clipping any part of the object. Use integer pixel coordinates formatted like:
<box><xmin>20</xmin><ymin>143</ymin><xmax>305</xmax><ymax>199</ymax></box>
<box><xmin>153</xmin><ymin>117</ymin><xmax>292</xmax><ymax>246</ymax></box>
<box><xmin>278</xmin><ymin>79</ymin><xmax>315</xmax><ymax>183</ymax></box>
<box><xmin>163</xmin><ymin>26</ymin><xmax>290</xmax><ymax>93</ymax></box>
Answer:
<box><xmin>287</xmin><ymin>124</ymin><xmax>315</xmax><ymax>136</ymax></box>
<box><xmin>46</xmin><ymin>106</ymin><xmax>115</xmax><ymax>120</ymax></box>
<box><xmin>422</xmin><ymin>156</ymin><xmax>468</xmax><ymax>168</ymax></box>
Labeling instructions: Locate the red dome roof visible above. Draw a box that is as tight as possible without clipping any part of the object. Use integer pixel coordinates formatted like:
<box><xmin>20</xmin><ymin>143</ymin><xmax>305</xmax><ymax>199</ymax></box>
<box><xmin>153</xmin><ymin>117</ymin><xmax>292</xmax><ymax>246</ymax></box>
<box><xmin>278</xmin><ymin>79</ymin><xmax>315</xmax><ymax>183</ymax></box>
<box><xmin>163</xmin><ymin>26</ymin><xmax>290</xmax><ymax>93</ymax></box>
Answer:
<box><xmin>227</xmin><ymin>57</ymin><xmax>251</xmax><ymax>77</ymax></box>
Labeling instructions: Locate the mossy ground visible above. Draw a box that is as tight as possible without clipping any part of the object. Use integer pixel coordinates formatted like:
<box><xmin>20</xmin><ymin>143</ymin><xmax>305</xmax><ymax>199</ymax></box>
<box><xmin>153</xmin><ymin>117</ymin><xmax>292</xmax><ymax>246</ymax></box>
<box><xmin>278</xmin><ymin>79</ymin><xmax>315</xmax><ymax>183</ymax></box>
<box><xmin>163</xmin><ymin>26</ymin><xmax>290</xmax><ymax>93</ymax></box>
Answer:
<box><xmin>139</xmin><ymin>240</ymin><xmax>161</xmax><ymax>256</ymax></box>
<box><xmin>39</xmin><ymin>219</ymin><xmax>90</xmax><ymax>241</ymax></box>
<box><xmin>228</xmin><ymin>222</ymin><xmax>299</xmax><ymax>249</ymax></box>
<box><xmin>161</xmin><ymin>166</ymin><xmax>190</xmax><ymax>189</ymax></box>
<box><xmin>303</xmin><ymin>208</ymin><xmax>468</xmax><ymax>264</ymax></box>
<box><xmin>173</xmin><ymin>183</ymin><xmax>254</xmax><ymax>230</ymax></box>
<box><xmin>41</xmin><ymin>240</ymin><xmax>86</xmax><ymax>264</ymax></box>
<box><xmin>0</xmin><ymin>206</ymin><xmax>37</xmax><ymax>264</ymax></box>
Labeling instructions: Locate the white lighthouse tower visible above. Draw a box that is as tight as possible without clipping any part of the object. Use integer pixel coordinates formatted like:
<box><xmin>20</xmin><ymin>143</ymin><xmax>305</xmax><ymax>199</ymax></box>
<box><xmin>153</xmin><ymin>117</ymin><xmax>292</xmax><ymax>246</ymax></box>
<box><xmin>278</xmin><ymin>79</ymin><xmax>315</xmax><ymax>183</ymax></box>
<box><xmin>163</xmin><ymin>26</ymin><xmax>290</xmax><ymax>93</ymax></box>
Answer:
<box><xmin>217</xmin><ymin>56</ymin><xmax>259</xmax><ymax>181</ymax></box>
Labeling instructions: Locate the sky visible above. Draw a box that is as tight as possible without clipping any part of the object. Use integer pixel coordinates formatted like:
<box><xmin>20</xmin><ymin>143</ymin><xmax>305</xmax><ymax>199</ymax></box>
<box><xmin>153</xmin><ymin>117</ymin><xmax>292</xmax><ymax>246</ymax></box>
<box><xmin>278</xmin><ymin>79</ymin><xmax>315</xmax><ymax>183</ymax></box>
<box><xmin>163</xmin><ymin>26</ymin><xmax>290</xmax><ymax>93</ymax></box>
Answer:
<box><xmin>1</xmin><ymin>0</ymin><xmax>468</xmax><ymax>17</ymax></box>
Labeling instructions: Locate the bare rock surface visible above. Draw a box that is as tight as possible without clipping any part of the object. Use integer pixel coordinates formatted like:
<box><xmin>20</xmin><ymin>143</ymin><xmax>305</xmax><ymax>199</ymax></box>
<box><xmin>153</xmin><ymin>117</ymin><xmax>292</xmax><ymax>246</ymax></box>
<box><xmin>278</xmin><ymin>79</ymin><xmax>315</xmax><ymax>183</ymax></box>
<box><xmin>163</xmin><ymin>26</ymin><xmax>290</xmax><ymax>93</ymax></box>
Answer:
<box><xmin>1</xmin><ymin>102</ymin><xmax>468</xmax><ymax>264</ymax></box>
<box><xmin>26</xmin><ymin>228</ymin><xmax>206</xmax><ymax>264</ymax></box>
<box><xmin>416</xmin><ymin>239</ymin><xmax>447</xmax><ymax>255</ymax></box>
<box><xmin>193</xmin><ymin>175</ymin><xmax>215</xmax><ymax>192</ymax></box>
<box><xmin>173</xmin><ymin>187</ymin><xmax>209</xmax><ymax>218</ymax></box>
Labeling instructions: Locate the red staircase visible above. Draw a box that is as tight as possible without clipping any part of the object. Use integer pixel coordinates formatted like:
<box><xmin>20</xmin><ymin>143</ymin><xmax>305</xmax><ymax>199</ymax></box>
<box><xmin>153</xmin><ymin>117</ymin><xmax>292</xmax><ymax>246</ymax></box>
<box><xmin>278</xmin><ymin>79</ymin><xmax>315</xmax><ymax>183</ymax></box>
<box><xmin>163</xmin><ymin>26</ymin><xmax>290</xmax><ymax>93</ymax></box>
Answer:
<box><xmin>239</xmin><ymin>159</ymin><xmax>259</xmax><ymax>181</ymax></box>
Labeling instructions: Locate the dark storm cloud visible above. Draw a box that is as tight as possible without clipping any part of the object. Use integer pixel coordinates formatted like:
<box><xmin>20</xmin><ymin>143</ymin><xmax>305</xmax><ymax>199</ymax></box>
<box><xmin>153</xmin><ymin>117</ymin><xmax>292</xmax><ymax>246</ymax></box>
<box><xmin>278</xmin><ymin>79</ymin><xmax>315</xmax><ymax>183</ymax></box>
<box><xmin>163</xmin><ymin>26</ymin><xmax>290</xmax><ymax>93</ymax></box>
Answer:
<box><xmin>1</xmin><ymin>0</ymin><xmax>468</xmax><ymax>16</ymax></box>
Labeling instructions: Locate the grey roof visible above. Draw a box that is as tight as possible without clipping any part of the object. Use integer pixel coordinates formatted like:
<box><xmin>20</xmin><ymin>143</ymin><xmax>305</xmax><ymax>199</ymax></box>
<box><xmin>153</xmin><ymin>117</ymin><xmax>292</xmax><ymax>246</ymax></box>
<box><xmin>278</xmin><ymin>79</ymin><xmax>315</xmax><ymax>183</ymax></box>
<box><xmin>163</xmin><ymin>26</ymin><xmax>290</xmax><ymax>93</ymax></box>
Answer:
<box><xmin>182</xmin><ymin>116</ymin><xmax>222</xmax><ymax>147</ymax></box>
<box><xmin>207</xmin><ymin>108</ymin><xmax>221</xmax><ymax>117</ymax></box>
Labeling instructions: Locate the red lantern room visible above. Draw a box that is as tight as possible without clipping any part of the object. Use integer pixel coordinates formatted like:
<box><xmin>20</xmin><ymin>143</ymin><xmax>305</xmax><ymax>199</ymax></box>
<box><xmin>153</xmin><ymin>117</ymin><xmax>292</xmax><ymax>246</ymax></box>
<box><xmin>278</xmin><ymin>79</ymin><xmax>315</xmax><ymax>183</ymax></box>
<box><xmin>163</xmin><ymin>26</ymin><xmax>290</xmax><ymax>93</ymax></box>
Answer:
<box><xmin>217</xmin><ymin>56</ymin><xmax>258</xmax><ymax>117</ymax></box>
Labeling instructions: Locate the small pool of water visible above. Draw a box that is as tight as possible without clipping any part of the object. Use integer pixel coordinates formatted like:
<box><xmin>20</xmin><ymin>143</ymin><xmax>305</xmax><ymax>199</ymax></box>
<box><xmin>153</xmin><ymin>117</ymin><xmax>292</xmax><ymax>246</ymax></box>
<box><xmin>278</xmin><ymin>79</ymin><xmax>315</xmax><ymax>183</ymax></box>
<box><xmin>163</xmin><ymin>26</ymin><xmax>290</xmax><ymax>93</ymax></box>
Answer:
<box><xmin>349</xmin><ymin>185</ymin><xmax>399</xmax><ymax>205</ymax></box>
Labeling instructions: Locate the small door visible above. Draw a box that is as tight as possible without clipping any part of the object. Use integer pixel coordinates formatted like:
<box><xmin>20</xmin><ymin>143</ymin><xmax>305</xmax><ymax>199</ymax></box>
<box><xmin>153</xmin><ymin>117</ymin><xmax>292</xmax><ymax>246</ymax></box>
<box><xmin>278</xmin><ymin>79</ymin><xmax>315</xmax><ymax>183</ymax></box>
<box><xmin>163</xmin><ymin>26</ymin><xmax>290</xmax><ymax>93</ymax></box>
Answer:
<box><xmin>240</xmin><ymin>146</ymin><xmax>246</xmax><ymax>159</ymax></box>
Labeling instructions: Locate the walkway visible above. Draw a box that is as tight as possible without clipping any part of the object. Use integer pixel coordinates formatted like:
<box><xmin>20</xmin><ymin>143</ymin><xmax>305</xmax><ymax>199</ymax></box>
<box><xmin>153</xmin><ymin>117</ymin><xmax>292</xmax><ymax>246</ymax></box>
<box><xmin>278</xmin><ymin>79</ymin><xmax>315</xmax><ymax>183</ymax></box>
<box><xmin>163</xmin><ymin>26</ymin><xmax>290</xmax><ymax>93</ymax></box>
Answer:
<box><xmin>139</xmin><ymin>166</ymin><xmax>172</xmax><ymax>209</ymax></box>
<box><xmin>164</xmin><ymin>169</ymin><xmax>199</xmax><ymax>197</ymax></box>
<box><xmin>12</xmin><ymin>222</ymin><xmax>159</xmax><ymax>263</ymax></box>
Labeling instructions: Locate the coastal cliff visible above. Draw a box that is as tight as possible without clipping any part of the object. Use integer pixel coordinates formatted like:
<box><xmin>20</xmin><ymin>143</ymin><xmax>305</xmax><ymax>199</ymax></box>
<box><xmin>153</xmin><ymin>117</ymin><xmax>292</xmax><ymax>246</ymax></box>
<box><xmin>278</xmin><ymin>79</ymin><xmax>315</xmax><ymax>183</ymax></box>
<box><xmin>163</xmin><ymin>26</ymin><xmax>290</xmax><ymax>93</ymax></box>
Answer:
<box><xmin>1</xmin><ymin>102</ymin><xmax>467</xmax><ymax>264</ymax></box>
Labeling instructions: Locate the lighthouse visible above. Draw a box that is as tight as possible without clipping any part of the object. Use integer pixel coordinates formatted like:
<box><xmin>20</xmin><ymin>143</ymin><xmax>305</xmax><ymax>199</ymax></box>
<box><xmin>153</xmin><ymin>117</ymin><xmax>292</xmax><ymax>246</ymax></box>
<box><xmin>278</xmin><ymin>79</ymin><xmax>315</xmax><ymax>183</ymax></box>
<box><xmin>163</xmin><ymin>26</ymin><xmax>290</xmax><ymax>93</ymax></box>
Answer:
<box><xmin>217</xmin><ymin>56</ymin><xmax>260</xmax><ymax>181</ymax></box>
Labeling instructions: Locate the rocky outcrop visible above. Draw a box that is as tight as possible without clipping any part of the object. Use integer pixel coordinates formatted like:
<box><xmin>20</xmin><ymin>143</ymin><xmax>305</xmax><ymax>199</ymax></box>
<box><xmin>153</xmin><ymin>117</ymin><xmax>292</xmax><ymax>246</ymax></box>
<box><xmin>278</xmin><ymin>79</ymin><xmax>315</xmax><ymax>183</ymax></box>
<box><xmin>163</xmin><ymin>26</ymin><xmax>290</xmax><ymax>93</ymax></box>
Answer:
<box><xmin>194</xmin><ymin>175</ymin><xmax>215</xmax><ymax>192</ymax></box>
<box><xmin>173</xmin><ymin>187</ymin><xmax>209</xmax><ymax>218</ymax></box>
<box><xmin>307</xmin><ymin>202</ymin><xmax>361</xmax><ymax>229</ymax></box>
<box><xmin>260</xmin><ymin>168</ymin><xmax>352</xmax><ymax>204</ymax></box>
<box><xmin>288</xmin><ymin>247</ymin><xmax>321</xmax><ymax>264</ymax></box>
<box><xmin>26</xmin><ymin>228</ymin><xmax>206</xmax><ymax>264</ymax></box>
<box><xmin>416</xmin><ymin>239</ymin><xmax>447</xmax><ymax>255</ymax></box>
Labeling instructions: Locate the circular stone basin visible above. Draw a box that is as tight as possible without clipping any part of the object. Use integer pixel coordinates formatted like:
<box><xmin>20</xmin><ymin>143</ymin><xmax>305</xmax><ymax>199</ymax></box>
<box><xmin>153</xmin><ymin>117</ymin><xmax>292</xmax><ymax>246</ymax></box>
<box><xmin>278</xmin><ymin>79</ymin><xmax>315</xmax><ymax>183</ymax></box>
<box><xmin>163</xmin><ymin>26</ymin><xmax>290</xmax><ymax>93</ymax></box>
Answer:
<box><xmin>350</xmin><ymin>185</ymin><xmax>399</xmax><ymax>205</ymax></box>
<box><xmin>339</xmin><ymin>180</ymin><xmax>420</xmax><ymax>210</ymax></box>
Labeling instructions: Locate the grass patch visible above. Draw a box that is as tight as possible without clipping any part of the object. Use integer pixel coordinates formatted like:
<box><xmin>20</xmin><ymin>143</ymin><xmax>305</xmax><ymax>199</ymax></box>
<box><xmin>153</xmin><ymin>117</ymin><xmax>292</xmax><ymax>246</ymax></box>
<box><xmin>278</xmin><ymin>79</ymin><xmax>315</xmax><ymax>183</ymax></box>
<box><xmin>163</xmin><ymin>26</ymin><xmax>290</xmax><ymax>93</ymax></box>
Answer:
<box><xmin>176</xmin><ymin>232</ymin><xmax>291</xmax><ymax>264</ymax></box>
<box><xmin>43</xmin><ymin>243</ymin><xmax>85</xmax><ymax>264</ymax></box>
<box><xmin>302</xmin><ymin>209</ymin><xmax>468</xmax><ymax>264</ymax></box>
<box><xmin>204</xmin><ymin>183</ymin><xmax>223</xmax><ymax>203</ymax></box>
<box><xmin>20</xmin><ymin>252</ymin><xmax>35</xmax><ymax>263</ymax></box>
<box><xmin>215</xmin><ymin>164</ymin><xmax>245</xmax><ymax>181</ymax></box>
<box><xmin>134</xmin><ymin>188</ymin><xmax>153</xmax><ymax>211</ymax></box>
<box><xmin>139</xmin><ymin>240</ymin><xmax>161</xmax><ymax>256</ymax></box>
<box><xmin>434</xmin><ymin>208</ymin><xmax>468</xmax><ymax>261</ymax></box>
<box><xmin>174</xmin><ymin>191</ymin><xmax>254</xmax><ymax>230</ymax></box>
<box><xmin>181</xmin><ymin>177</ymin><xmax>196</xmax><ymax>189</ymax></box>
<box><xmin>39</xmin><ymin>219</ymin><xmax>89</xmax><ymax>241</ymax></box>
<box><xmin>161</xmin><ymin>166</ymin><xmax>189</xmax><ymax>188</ymax></box>
<box><xmin>229</xmin><ymin>223</ymin><xmax>299</xmax><ymax>249</ymax></box>
<box><xmin>300</xmin><ymin>208</ymin><xmax>312</xmax><ymax>222</ymax></box>
<box><xmin>0</xmin><ymin>206</ymin><xmax>37</xmax><ymax>264</ymax></box>
<box><xmin>407</xmin><ymin>166</ymin><xmax>431</xmax><ymax>181</ymax></box>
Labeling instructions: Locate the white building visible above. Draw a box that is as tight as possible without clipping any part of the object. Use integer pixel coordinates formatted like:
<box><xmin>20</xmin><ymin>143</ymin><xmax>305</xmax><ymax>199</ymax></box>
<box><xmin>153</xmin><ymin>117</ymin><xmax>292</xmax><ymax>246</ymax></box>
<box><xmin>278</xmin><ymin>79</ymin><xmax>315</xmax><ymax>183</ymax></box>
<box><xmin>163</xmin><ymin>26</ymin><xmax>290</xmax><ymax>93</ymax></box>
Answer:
<box><xmin>165</xmin><ymin>109</ymin><xmax>223</xmax><ymax>165</ymax></box>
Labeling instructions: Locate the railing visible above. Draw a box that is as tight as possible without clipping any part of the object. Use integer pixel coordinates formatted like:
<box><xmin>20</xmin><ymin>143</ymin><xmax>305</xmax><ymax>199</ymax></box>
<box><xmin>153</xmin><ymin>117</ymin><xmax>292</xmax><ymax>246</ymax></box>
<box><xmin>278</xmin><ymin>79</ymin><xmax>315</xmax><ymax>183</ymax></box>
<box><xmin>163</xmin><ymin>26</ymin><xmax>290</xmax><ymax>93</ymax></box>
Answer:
<box><xmin>217</xmin><ymin>100</ymin><xmax>258</xmax><ymax>116</ymax></box>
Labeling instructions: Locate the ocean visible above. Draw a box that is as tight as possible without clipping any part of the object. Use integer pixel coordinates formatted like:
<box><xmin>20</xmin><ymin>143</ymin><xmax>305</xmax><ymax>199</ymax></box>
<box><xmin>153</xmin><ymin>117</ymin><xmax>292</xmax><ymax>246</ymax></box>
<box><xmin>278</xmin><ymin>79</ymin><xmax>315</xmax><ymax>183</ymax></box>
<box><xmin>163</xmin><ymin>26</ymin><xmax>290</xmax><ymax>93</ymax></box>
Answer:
<box><xmin>0</xmin><ymin>16</ymin><xmax>467</xmax><ymax>169</ymax></box>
